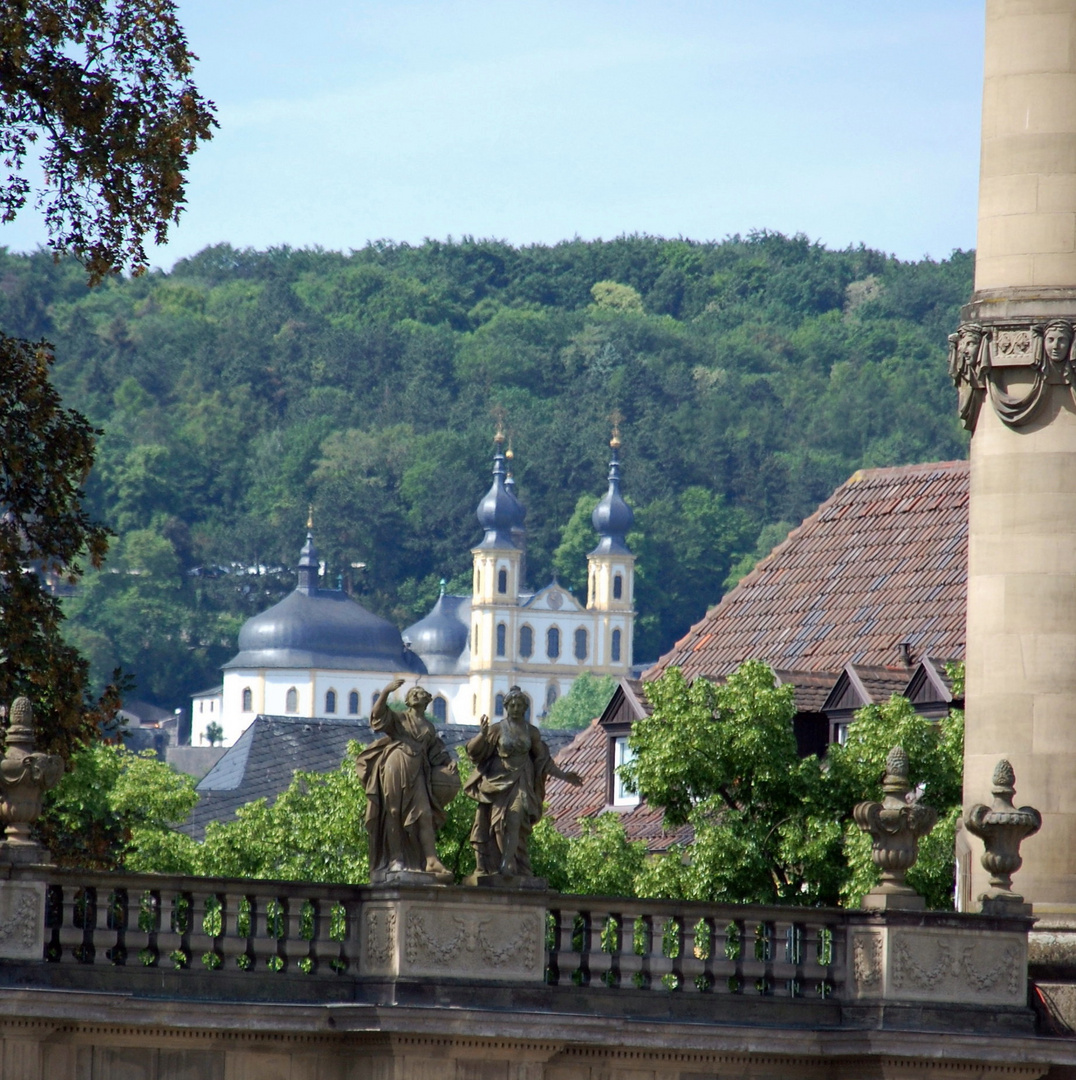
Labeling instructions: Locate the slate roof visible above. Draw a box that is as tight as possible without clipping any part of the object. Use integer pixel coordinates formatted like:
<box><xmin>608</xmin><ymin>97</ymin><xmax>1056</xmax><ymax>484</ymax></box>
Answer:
<box><xmin>183</xmin><ymin>714</ymin><xmax>577</xmax><ymax>841</ymax></box>
<box><xmin>646</xmin><ymin>460</ymin><xmax>969</xmax><ymax>681</ymax></box>
<box><xmin>547</xmin><ymin>720</ymin><xmax>691</xmax><ymax>852</ymax></box>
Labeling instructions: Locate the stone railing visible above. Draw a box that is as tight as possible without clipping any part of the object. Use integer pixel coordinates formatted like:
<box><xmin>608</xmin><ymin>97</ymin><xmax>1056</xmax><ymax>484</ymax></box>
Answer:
<box><xmin>0</xmin><ymin>862</ymin><xmax>1032</xmax><ymax>1028</ymax></box>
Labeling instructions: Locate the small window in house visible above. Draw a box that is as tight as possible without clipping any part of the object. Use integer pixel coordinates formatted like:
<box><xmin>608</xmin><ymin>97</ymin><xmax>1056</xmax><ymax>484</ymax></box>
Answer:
<box><xmin>574</xmin><ymin>627</ymin><xmax>587</xmax><ymax>661</ymax></box>
<box><xmin>611</xmin><ymin>628</ymin><xmax>622</xmax><ymax>663</ymax></box>
<box><xmin>613</xmin><ymin>574</ymin><xmax>623</xmax><ymax>600</ymax></box>
<box><xmin>325</xmin><ymin>689</ymin><xmax>337</xmax><ymax>714</ymax></box>
<box><xmin>519</xmin><ymin>625</ymin><xmax>533</xmax><ymax>658</ymax></box>
<box><xmin>242</xmin><ymin>687</ymin><xmax>252</xmax><ymax>712</ymax></box>
<box><xmin>496</xmin><ymin>623</ymin><xmax>507</xmax><ymax>657</ymax></box>
<box><xmin>545</xmin><ymin>683</ymin><xmax>559</xmax><ymax>709</ymax></box>
<box><xmin>495</xmin><ymin>693</ymin><xmax>504</xmax><ymax>716</ymax></box>
<box><xmin>613</xmin><ymin>737</ymin><xmax>640</xmax><ymax>806</ymax></box>
<box><xmin>285</xmin><ymin>687</ymin><xmax>298</xmax><ymax>713</ymax></box>
<box><xmin>348</xmin><ymin>690</ymin><xmax>360</xmax><ymax>715</ymax></box>
<box><xmin>547</xmin><ymin>627</ymin><xmax>560</xmax><ymax>660</ymax></box>
<box><xmin>433</xmin><ymin>696</ymin><xmax>447</xmax><ymax>723</ymax></box>
<box><xmin>498</xmin><ymin>568</ymin><xmax>508</xmax><ymax>594</ymax></box>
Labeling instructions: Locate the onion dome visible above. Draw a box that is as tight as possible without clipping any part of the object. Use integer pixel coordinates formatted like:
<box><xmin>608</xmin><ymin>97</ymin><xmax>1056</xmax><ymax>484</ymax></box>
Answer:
<box><xmin>403</xmin><ymin>584</ymin><xmax>471</xmax><ymax>675</ymax></box>
<box><xmin>223</xmin><ymin>531</ymin><xmax>425</xmax><ymax>674</ymax></box>
<box><xmin>476</xmin><ymin>430</ymin><xmax>525</xmax><ymax>549</ymax></box>
<box><xmin>590</xmin><ymin>431</ymin><xmax>634</xmax><ymax>556</ymax></box>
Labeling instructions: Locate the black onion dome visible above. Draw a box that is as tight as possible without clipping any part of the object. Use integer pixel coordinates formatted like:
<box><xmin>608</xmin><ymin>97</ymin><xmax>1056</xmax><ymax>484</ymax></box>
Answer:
<box><xmin>403</xmin><ymin>592</ymin><xmax>471</xmax><ymax>675</ymax></box>
<box><xmin>223</xmin><ymin>533</ymin><xmax>425</xmax><ymax>674</ymax></box>
<box><xmin>476</xmin><ymin>436</ymin><xmax>523</xmax><ymax>549</ymax></box>
<box><xmin>591</xmin><ymin>439</ymin><xmax>634</xmax><ymax>555</ymax></box>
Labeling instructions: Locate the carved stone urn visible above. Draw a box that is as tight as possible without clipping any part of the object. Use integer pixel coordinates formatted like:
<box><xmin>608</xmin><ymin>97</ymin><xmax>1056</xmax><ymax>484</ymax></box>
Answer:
<box><xmin>853</xmin><ymin>745</ymin><xmax>938</xmax><ymax>910</ymax></box>
<box><xmin>964</xmin><ymin>759</ymin><xmax>1041</xmax><ymax>913</ymax></box>
<box><xmin>0</xmin><ymin>698</ymin><xmax>64</xmax><ymax>863</ymax></box>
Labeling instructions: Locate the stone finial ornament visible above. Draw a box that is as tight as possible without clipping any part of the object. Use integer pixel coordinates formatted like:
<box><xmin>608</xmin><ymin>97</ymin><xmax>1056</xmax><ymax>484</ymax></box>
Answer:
<box><xmin>853</xmin><ymin>745</ymin><xmax>938</xmax><ymax>910</ymax></box>
<box><xmin>0</xmin><ymin>698</ymin><xmax>64</xmax><ymax>863</ymax></box>
<box><xmin>964</xmin><ymin>759</ymin><xmax>1041</xmax><ymax>913</ymax></box>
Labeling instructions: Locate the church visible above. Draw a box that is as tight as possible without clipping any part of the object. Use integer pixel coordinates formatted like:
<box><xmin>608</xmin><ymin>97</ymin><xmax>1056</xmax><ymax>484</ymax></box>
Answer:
<box><xmin>202</xmin><ymin>430</ymin><xmax>636</xmax><ymax>745</ymax></box>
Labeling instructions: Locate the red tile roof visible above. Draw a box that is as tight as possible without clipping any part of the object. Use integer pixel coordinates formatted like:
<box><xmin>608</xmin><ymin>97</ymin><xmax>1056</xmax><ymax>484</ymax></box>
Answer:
<box><xmin>646</xmin><ymin>460</ymin><xmax>968</xmax><ymax>681</ymax></box>
<box><xmin>547</xmin><ymin>720</ymin><xmax>691</xmax><ymax>852</ymax></box>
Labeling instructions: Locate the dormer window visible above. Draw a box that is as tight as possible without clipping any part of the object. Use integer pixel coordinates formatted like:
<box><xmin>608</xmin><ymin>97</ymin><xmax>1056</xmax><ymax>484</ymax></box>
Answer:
<box><xmin>498</xmin><ymin>568</ymin><xmax>508</xmax><ymax>594</ymax></box>
<box><xmin>612</xmin><ymin>737</ymin><xmax>639</xmax><ymax>806</ymax></box>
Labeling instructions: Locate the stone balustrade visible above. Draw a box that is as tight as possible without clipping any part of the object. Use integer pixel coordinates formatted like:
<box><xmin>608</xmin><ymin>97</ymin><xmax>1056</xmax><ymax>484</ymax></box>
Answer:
<box><xmin>0</xmin><ymin>863</ymin><xmax>1031</xmax><ymax>1029</ymax></box>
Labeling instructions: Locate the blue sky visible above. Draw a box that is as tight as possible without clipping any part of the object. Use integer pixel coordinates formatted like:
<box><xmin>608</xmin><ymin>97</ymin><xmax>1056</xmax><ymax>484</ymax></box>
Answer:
<box><xmin>0</xmin><ymin>1</ymin><xmax>985</xmax><ymax>267</ymax></box>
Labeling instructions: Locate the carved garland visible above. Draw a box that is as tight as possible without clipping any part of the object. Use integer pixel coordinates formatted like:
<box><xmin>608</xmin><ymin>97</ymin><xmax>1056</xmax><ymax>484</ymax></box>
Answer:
<box><xmin>948</xmin><ymin>319</ymin><xmax>1076</xmax><ymax>431</ymax></box>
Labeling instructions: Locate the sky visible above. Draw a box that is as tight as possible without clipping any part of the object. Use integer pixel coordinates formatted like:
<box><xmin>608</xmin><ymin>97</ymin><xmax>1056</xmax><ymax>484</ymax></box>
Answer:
<box><xmin>0</xmin><ymin>0</ymin><xmax>985</xmax><ymax>269</ymax></box>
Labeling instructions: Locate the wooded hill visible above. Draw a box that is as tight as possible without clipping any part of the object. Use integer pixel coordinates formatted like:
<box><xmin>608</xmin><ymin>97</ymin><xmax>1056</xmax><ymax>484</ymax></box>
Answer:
<box><xmin>0</xmin><ymin>233</ymin><xmax>971</xmax><ymax>709</ymax></box>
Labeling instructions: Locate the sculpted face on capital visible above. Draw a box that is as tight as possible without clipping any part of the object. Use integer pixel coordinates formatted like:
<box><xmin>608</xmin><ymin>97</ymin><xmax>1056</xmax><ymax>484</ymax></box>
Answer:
<box><xmin>1045</xmin><ymin>323</ymin><xmax>1074</xmax><ymax>364</ymax></box>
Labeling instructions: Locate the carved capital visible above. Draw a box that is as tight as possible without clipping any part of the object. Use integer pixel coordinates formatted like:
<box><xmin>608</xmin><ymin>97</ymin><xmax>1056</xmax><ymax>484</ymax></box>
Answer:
<box><xmin>949</xmin><ymin>317</ymin><xmax>1076</xmax><ymax>431</ymax></box>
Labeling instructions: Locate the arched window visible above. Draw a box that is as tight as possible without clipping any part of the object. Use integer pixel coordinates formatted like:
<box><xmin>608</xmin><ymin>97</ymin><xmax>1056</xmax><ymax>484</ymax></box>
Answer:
<box><xmin>545</xmin><ymin>683</ymin><xmax>559</xmax><ymax>709</ymax></box>
<box><xmin>348</xmin><ymin>690</ymin><xmax>360</xmax><ymax>715</ymax></box>
<box><xmin>285</xmin><ymin>687</ymin><xmax>298</xmax><ymax>713</ymax></box>
<box><xmin>498</xmin><ymin>568</ymin><xmax>508</xmax><ymax>594</ymax></box>
<box><xmin>613</xmin><ymin>573</ymin><xmax>623</xmax><ymax>600</ymax></box>
<box><xmin>574</xmin><ymin>627</ymin><xmax>588</xmax><ymax>661</ymax></box>
<box><xmin>547</xmin><ymin>627</ymin><xmax>560</xmax><ymax>660</ymax></box>
<box><xmin>325</xmin><ymin>689</ymin><xmax>337</xmax><ymax>714</ymax></box>
<box><xmin>495</xmin><ymin>693</ymin><xmax>504</xmax><ymax>716</ymax></box>
<box><xmin>612</xmin><ymin>629</ymin><xmax>622</xmax><ymax>663</ymax></box>
<box><xmin>519</xmin><ymin>625</ymin><xmax>533</xmax><ymax>658</ymax></box>
<box><xmin>496</xmin><ymin>623</ymin><xmax>507</xmax><ymax>657</ymax></box>
<box><xmin>371</xmin><ymin>691</ymin><xmax>380</xmax><ymax>709</ymax></box>
<box><xmin>240</xmin><ymin>687</ymin><xmax>251</xmax><ymax>712</ymax></box>
<box><xmin>433</xmin><ymin>696</ymin><xmax>447</xmax><ymax>723</ymax></box>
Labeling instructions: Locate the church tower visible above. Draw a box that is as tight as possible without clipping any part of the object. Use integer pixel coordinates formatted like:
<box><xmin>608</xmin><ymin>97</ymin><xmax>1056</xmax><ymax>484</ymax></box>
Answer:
<box><xmin>587</xmin><ymin>428</ymin><xmax>635</xmax><ymax>672</ymax></box>
<box><xmin>469</xmin><ymin>429</ymin><xmax>526</xmax><ymax>718</ymax></box>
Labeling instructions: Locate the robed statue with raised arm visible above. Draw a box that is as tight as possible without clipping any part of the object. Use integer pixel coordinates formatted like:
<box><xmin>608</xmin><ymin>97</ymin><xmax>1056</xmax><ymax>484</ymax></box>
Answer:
<box><xmin>355</xmin><ymin>678</ymin><xmax>460</xmax><ymax>883</ymax></box>
<box><xmin>464</xmin><ymin>685</ymin><xmax>582</xmax><ymax>885</ymax></box>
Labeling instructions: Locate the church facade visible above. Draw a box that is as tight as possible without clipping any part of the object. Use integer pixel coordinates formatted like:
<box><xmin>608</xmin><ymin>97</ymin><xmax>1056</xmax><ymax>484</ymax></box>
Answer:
<box><xmin>208</xmin><ymin>432</ymin><xmax>635</xmax><ymax>745</ymax></box>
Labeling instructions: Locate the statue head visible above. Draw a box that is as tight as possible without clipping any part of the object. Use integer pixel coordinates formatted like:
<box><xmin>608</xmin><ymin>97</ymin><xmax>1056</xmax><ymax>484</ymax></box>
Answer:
<box><xmin>406</xmin><ymin>686</ymin><xmax>432</xmax><ymax>713</ymax></box>
<box><xmin>959</xmin><ymin>325</ymin><xmax>982</xmax><ymax>368</ymax></box>
<box><xmin>502</xmin><ymin>686</ymin><xmax>529</xmax><ymax>723</ymax></box>
<box><xmin>1044</xmin><ymin>321</ymin><xmax>1074</xmax><ymax>363</ymax></box>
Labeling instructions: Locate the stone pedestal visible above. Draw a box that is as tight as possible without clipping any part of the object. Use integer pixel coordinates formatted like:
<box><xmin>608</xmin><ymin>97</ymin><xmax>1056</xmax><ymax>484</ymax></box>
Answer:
<box><xmin>847</xmin><ymin>913</ymin><xmax>1030</xmax><ymax>1008</ymax></box>
<box><xmin>0</xmin><ymin>880</ymin><xmax>46</xmax><ymax>961</ymax></box>
<box><xmin>358</xmin><ymin>886</ymin><xmax>547</xmax><ymax>983</ymax></box>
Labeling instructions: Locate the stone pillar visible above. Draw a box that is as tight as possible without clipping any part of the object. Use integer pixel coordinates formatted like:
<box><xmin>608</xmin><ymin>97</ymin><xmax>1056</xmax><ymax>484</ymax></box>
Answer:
<box><xmin>956</xmin><ymin>0</ymin><xmax>1076</xmax><ymax>911</ymax></box>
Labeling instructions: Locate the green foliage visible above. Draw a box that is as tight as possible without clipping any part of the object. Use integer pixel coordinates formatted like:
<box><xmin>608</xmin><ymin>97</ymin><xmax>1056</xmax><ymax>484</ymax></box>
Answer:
<box><xmin>0</xmin><ymin>234</ymin><xmax>970</xmax><ymax>713</ymax></box>
<box><xmin>617</xmin><ymin>663</ymin><xmax>964</xmax><ymax>908</ymax></box>
<box><xmin>543</xmin><ymin>673</ymin><xmax>616</xmax><ymax>732</ymax></box>
<box><xmin>38</xmin><ymin>743</ymin><xmax>198</xmax><ymax>871</ymax></box>
<box><xmin>562</xmin><ymin>814</ymin><xmax>647</xmax><ymax>897</ymax></box>
<box><xmin>0</xmin><ymin>334</ymin><xmax>121</xmax><ymax>760</ymax></box>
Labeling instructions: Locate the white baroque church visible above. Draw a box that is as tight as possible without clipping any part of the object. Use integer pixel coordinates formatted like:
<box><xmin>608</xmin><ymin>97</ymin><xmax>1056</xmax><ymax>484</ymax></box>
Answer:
<box><xmin>202</xmin><ymin>432</ymin><xmax>636</xmax><ymax>746</ymax></box>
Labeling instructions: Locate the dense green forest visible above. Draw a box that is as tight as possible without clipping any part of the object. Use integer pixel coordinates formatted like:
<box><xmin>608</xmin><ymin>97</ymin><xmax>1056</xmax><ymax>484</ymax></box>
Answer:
<box><xmin>0</xmin><ymin>233</ymin><xmax>971</xmax><ymax>710</ymax></box>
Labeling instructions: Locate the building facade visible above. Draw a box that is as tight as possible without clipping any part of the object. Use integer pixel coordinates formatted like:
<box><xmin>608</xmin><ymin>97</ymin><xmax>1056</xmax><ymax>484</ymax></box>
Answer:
<box><xmin>203</xmin><ymin>432</ymin><xmax>636</xmax><ymax>745</ymax></box>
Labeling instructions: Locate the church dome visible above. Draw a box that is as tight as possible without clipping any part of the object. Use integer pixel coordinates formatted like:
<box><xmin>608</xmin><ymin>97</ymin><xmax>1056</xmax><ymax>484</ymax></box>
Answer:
<box><xmin>403</xmin><ymin>590</ymin><xmax>471</xmax><ymax>675</ymax></box>
<box><xmin>476</xmin><ymin>433</ymin><xmax>524</xmax><ymax>549</ymax></box>
<box><xmin>223</xmin><ymin>532</ymin><xmax>425</xmax><ymax>674</ymax></box>
<box><xmin>591</xmin><ymin>436</ymin><xmax>634</xmax><ymax>555</ymax></box>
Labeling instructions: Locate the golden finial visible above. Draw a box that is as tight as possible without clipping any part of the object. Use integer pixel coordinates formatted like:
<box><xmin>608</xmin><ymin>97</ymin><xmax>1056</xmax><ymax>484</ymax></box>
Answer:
<box><xmin>491</xmin><ymin>404</ymin><xmax>507</xmax><ymax>444</ymax></box>
<box><xmin>609</xmin><ymin>409</ymin><xmax>623</xmax><ymax>449</ymax></box>
<box><xmin>307</xmin><ymin>505</ymin><xmax>314</xmax><ymax>530</ymax></box>
<box><xmin>506</xmin><ymin>437</ymin><xmax>514</xmax><ymax>462</ymax></box>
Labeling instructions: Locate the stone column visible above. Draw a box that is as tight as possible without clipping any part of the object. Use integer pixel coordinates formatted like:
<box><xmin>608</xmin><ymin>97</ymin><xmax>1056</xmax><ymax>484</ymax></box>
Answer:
<box><xmin>957</xmin><ymin>0</ymin><xmax>1076</xmax><ymax>911</ymax></box>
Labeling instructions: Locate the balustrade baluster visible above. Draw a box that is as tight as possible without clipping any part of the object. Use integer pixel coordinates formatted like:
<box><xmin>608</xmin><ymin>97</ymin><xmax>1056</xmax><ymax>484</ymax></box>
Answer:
<box><xmin>187</xmin><ymin>889</ymin><xmax>218</xmax><ymax>972</ymax></box>
<box><xmin>155</xmin><ymin>891</ymin><xmax>185</xmax><ymax>969</ymax></box>
<box><xmin>104</xmin><ymin>887</ymin><xmax>128</xmax><ymax>966</ymax></box>
<box><xmin>283</xmin><ymin>896</ymin><xmax>312</xmax><ymax>973</ymax></box>
<box><xmin>587</xmin><ymin>909</ymin><xmax>614</xmax><ymax>988</ymax></box>
<box><xmin>136</xmin><ymin>889</ymin><xmax>161</xmax><ymax>968</ymax></box>
<box><xmin>56</xmin><ymin>887</ymin><xmax>83</xmax><ymax>965</ymax></box>
<box><xmin>311</xmin><ymin>898</ymin><xmax>341</xmax><ymax>976</ymax></box>
<box><xmin>681</xmin><ymin>915</ymin><xmax>707</xmax><ymax>993</ymax></box>
<box><xmin>220</xmin><ymin>892</ymin><xmax>251</xmax><ymax>972</ymax></box>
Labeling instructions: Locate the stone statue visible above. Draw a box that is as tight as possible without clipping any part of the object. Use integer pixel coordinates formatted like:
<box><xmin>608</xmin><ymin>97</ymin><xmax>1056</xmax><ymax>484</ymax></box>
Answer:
<box><xmin>464</xmin><ymin>686</ymin><xmax>582</xmax><ymax>885</ymax></box>
<box><xmin>355</xmin><ymin>678</ymin><xmax>460</xmax><ymax>883</ymax></box>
